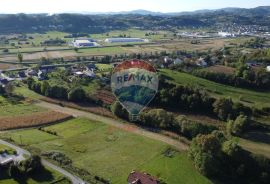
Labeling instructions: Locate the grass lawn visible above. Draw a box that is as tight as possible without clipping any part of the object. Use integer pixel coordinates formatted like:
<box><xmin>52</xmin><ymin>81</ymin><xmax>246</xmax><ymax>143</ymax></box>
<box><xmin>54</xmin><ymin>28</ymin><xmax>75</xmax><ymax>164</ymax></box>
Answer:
<box><xmin>96</xmin><ymin>63</ymin><xmax>113</xmax><ymax>70</ymax></box>
<box><xmin>14</xmin><ymin>85</ymin><xmax>44</xmax><ymax>100</ymax></box>
<box><xmin>0</xmin><ymin>118</ymin><xmax>212</xmax><ymax>184</ymax></box>
<box><xmin>0</xmin><ymin>95</ymin><xmax>47</xmax><ymax>117</ymax></box>
<box><xmin>0</xmin><ymin>144</ymin><xmax>15</xmax><ymax>154</ymax></box>
<box><xmin>0</xmin><ymin>167</ymin><xmax>70</xmax><ymax>184</ymax></box>
<box><xmin>160</xmin><ymin>69</ymin><xmax>270</xmax><ymax>109</ymax></box>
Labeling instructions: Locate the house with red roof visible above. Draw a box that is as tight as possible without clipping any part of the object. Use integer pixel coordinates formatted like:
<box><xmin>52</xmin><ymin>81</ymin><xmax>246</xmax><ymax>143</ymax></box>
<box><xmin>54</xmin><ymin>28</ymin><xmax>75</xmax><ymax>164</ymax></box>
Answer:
<box><xmin>128</xmin><ymin>170</ymin><xmax>160</xmax><ymax>184</ymax></box>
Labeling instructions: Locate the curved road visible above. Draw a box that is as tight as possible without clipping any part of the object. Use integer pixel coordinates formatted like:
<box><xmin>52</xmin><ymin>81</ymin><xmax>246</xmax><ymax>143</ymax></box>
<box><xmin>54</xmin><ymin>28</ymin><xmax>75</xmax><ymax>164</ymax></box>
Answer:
<box><xmin>36</xmin><ymin>101</ymin><xmax>188</xmax><ymax>151</ymax></box>
<box><xmin>0</xmin><ymin>139</ymin><xmax>86</xmax><ymax>184</ymax></box>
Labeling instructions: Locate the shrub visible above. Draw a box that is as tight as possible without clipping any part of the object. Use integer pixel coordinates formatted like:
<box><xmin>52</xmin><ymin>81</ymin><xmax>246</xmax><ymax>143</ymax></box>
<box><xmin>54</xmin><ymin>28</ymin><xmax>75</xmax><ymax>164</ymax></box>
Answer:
<box><xmin>68</xmin><ymin>87</ymin><xmax>85</xmax><ymax>102</ymax></box>
<box><xmin>140</xmin><ymin>109</ymin><xmax>176</xmax><ymax>129</ymax></box>
<box><xmin>176</xmin><ymin>116</ymin><xmax>217</xmax><ymax>138</ymax></box>
<box><xmin>111</xmin><ymin>101</ymin><xmax>129</xmax><ymax>120</ymax></box>
<box><xmin>213</xmin><ymin>98</ymin><xmax>234</xmax><ymax>120</ymax></box>
<box><xmin>226</xmin><ymin>115</ymin><xmax>249</xmax><ymax>136</ymax></box>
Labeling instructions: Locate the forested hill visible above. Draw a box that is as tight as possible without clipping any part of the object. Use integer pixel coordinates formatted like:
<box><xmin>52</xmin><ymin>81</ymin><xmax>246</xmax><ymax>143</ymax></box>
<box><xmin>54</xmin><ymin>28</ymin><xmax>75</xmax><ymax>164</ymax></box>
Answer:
<box><xmin>0</xmin><ymin>6</ymin><xmax>269</xmax><ymax>34</ymax></box>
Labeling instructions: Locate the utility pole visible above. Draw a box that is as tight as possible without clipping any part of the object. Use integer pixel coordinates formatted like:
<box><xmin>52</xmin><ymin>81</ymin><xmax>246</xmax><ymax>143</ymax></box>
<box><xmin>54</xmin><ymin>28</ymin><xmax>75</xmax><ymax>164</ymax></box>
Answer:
<box><xmin>19</xmin><ymin>135</ymin><xmax>22</xmax><ymax>145</ymax></box>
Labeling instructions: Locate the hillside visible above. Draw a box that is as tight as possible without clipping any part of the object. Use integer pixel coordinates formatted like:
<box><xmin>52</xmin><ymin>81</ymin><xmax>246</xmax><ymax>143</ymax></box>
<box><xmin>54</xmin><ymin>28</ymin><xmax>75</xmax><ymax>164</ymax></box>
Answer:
<box><xmin>0</xmin><ymin>6</ymin><xmax>269</xmax><ymax>33</ymax></box>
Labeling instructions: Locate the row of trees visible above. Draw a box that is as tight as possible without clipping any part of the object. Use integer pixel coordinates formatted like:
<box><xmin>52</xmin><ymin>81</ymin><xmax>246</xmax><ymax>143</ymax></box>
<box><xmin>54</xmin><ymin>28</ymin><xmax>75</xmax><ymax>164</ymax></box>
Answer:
<box><xmin>192</xmin><ymin>67</ymin><xmax>270</xmax><ymax>90</ymax></box>
<box><xmin>111</xmin><ymin>103</ymin><xmax>217</xmax><ymax>139</ymax></box>
<box><xmin>27</xmin><ymin>78</ymin><xmax>88</xmax><ymax>102</ymax></box>
<box><xmin>155</xmin><ymin>78</ymin><xmax>251</xmax><ymax>121</ymax></box>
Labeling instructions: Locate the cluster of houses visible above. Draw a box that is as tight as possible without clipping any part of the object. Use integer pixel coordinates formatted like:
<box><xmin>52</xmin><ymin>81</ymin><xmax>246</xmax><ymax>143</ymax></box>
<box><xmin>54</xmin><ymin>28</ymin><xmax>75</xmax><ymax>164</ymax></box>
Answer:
<box><xmin>0</xmin><ymin>63</ymin><xmax>98</xmax><ymax>87</ymax></box>
<box><xmin>177</xmin><ymin>29</ymin><xmax>270</xmax><ymax>39</ymax></box>
<box><xmin>246</xmin><ymin>61</ymin><xmax>270</xmax><ymax>72</ymax></box>
<box><xmin>157</xmin><ymin>55</ymin><xmax>209</xmax><ymax>68</ymax></box>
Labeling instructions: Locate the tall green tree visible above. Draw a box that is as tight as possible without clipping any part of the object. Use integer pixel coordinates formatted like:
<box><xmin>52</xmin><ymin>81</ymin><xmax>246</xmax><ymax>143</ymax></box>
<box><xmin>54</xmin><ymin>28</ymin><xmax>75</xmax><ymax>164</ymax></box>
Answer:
<box><xmin>17</xmin><ymin>52</ymin><xmax>23</xmax><ymax>66</ymax></box>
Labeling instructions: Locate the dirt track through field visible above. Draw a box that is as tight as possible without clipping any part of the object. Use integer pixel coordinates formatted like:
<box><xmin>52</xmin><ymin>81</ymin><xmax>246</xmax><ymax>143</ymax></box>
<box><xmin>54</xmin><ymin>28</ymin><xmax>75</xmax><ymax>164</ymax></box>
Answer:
<box><xmin>36</xmin><ymin>101</ymin><xmax>188</xmax><ymax>151</ymax></box>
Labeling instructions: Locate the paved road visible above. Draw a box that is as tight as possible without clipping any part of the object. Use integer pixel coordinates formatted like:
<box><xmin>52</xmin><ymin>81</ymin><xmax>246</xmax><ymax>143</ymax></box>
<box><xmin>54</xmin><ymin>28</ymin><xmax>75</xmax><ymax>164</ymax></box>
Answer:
<box><xmin>0</xmin><ymin>139</ymin><xmax>86</xmax><ymax>184</ymax></box>
<box><xmin>37</xmin><ymin>101</ymin><xmax>189</xmax><ymax>151</ymax></box>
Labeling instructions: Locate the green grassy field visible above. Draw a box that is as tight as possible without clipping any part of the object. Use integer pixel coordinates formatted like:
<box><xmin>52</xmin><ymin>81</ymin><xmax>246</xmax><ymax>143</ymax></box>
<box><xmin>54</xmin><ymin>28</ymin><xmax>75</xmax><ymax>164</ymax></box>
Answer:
<box><xmin>0</xmin><ymin>167</ymin><xmax>70</xmax><ymax>184</ymax></box>
<box><xmin>27</xmin><ymin>31</ymin><xmax>72</xmax><ymax>45</ymax></box>
<box><xmin>0</xmin><ymin>95</ymin><xmax>47</xmax><ymax>117</ymax></box>
<box><xmin>0</xmin><ymin>144</ymin><xmax>15</xmax><ymax>154</ymax></box>
<box><xmin>91</xmin><ymin>29</ymin><xmax>172</xmax><ymax>40</ymax></box>
<box><xmin>14</xmin><ymin>86</ymin><xmax>44</xmax><ymax>100</ymax></box>
<box><xmin>96</xmin><ymin>63</ymin><xmax>113</xmax><ymax>70</ymax></box>
<box><xmin>160</xmin><ymin>69</ymin><xmax>270</xmax><ymax>108</ymax></box>
<box><xmin>77</xmin><ymin>46</ymin><xmax>125</xmax><ymax>55</ymax></box>
<box><xmin>0</xmin><ymin>118</ymin><xmax>212</xmax><ymax>184</ymax></box>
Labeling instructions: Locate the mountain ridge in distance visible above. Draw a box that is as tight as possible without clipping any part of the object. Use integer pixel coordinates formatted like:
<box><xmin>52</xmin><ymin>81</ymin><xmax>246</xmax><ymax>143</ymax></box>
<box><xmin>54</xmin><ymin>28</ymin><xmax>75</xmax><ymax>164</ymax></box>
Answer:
<box><xmin>59</xmin><ymin>6</ymin><xmax>270</xmax><ymax>16</ymax></box>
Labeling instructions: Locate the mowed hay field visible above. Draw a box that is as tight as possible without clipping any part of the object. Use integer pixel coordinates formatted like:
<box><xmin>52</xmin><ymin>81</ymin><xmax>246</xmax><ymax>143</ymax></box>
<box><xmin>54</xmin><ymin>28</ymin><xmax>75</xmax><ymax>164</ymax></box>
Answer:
<box><xmin>160</xmin><ymin>69</ymin><xmax>270</xmax><ymax>108</ymax></box>
<box><xmin>1</xmin><ymin>118</ymin><xmax>212</xmax><ymax>184</ymax></box>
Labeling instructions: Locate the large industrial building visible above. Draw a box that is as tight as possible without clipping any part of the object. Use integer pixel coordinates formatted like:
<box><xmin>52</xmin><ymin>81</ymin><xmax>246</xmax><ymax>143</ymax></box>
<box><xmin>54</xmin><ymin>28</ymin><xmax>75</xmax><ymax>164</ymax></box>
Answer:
<box><xmin>104</xmin><ymin>38</ymin><xmax>147</xmax><ymax>43</ymax></box>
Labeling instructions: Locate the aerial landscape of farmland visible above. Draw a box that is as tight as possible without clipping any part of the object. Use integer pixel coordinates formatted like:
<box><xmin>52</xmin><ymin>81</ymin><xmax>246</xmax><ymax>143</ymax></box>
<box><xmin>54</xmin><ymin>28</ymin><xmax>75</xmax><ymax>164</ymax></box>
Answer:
<box><xmin>0</xmin><ymin>0</ymin><xmax>270</xmax><ymax>184</ymax></box>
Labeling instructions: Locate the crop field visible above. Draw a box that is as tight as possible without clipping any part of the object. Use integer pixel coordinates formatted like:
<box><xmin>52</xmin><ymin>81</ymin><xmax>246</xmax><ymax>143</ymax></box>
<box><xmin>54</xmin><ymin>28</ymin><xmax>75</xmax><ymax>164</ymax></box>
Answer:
<box><xmin>0</xmin><ymin>118</ymin><xmax>211</xmax><ymax>184</ymax></box>
<box><xmin>0</xmin><ymin>111</ymin><xmax>72</xmax><ymax>130</ymax></box>
<box><xmin>160</xmin><ymin>69</ymin><xmax>270</xmax><ymax>108</ymax></box>
<box><xmin>94</xmin><ymin>89</ymin><xmax>116</xmax><ymax>105</ymax></box>
<box><xmin>77</xmin><ymin>46</ymin><xmax>125</xmax><ymax>55</ymax></box>
<box><xmin>5</xmin><ymin>46</ymin><xmax>70</xmax><ymax>54</ymax></box>
<box><xmin>0</xmin><ymin>62</ymin><xmax>18</xmax><ymax>70</ymax></box>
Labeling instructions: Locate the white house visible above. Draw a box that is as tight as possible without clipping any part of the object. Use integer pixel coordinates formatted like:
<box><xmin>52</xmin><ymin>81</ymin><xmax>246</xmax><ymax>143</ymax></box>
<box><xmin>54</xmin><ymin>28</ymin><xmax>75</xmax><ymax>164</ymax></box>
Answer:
<box><xmin>196</xmin><ymin>57</ymin><xmax>208</xmax><ymax>67</ymax></box>
<box><xmin>104</xmin><ymin>38</ymin><xmax>147</xmax><ymax>43</ymax></box>
<box><xmin>173</xmin><ymin>58</ymin><xmax>183</xmax><ymax>65</ymax></box>
<box><xmin>164</xmin><ymin>56</ymin><xmax>171</xmax><ymax>63</ymax></box>
<box><xmin>267</xmin><ymin>66</ymin><xmax>270</xmax><ymax>72</ymax></box>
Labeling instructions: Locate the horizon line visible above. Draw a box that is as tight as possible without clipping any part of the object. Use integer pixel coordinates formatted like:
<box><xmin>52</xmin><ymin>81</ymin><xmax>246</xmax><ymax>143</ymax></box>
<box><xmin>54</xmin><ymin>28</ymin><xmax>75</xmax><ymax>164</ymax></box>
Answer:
<box><xmin>0</xmin><ymin>5</ymin><xmax>269</xmax><ymax>15</ymax></box>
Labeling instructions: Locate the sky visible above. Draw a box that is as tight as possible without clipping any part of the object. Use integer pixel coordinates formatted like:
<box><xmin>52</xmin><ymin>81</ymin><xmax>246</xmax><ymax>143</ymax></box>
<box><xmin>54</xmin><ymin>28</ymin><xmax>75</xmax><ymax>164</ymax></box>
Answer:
<box><xmin>0</xmin><ymin>0</ymin><xmax>269</xmax><ymax>14</ymax></box>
